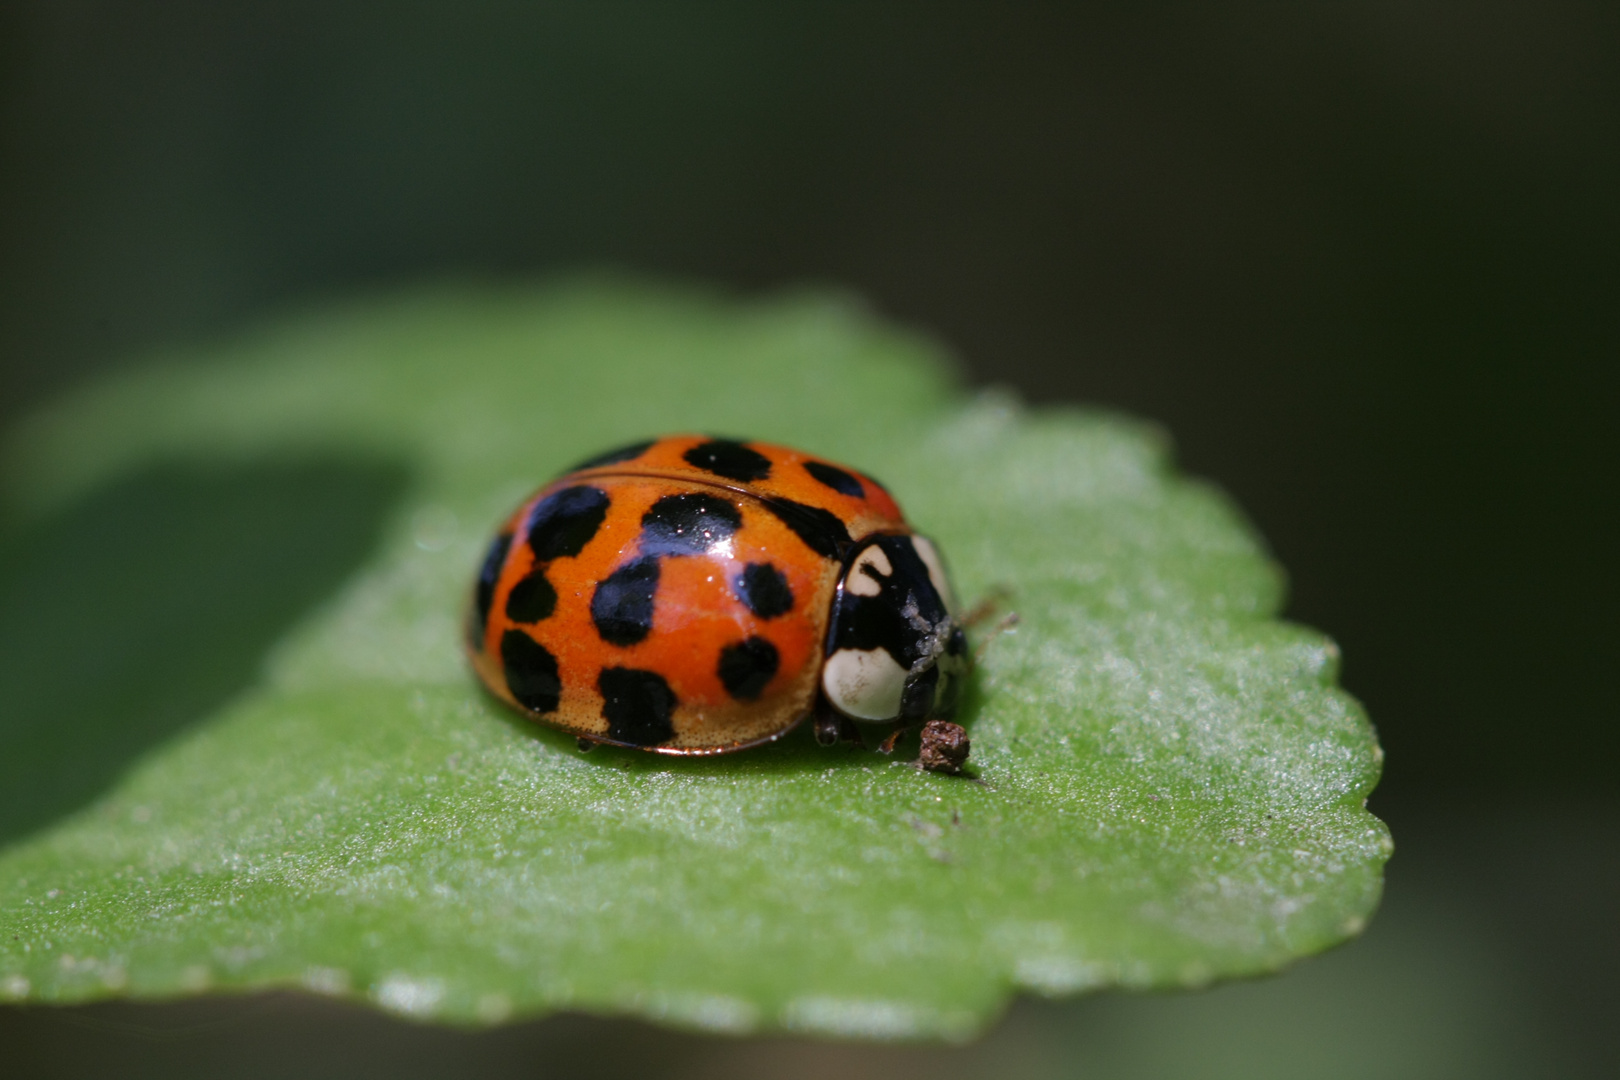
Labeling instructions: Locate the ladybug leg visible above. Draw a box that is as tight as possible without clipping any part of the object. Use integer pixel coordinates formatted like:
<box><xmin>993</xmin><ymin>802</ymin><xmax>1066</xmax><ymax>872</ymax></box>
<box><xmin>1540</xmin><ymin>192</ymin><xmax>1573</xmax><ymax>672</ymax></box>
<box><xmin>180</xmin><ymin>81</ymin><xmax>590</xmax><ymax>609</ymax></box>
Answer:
<box><xmin>877</xmin><ymin>726</ymin><xmax>908</xmax><ymax>755</ymax></box>
<box><xmin>813</xmin><ymin>695</ymin><xmax>867</xmax><ymax>749</ymax></box>
<box><xmin>812</xmin><ymin>695</ymin><xmax>843</xmax><ymax>746</ymax></box>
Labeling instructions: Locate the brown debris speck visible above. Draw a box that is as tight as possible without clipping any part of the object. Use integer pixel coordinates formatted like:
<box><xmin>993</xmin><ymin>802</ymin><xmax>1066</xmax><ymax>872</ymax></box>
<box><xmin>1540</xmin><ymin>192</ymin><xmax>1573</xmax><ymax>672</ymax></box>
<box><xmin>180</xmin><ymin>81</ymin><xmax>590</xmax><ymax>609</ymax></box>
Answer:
<box><xmin>916</xmin><ymin>720</ymin><xmax>970</xmax><ymax>774</ymax></box>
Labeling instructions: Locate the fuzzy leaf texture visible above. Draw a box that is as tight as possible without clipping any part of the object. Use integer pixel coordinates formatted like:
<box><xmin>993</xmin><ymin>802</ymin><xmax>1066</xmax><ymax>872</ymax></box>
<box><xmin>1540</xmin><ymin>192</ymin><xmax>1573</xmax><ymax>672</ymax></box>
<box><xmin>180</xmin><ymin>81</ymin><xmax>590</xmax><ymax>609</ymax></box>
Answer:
<box><xmin>0</xmin><ymin>280</ymin><xmax>1388</xmax><ymax>1039</ymax></box>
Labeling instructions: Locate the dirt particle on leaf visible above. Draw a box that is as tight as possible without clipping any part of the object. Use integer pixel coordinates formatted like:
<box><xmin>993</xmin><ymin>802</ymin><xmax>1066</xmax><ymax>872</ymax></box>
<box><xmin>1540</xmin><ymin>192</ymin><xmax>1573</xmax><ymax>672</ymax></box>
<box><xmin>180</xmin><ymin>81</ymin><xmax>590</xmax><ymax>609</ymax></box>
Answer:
<box><xmin>915</xmin><ymin>720</ymin><xmax>970</xmax><ymax>773</ymax></box>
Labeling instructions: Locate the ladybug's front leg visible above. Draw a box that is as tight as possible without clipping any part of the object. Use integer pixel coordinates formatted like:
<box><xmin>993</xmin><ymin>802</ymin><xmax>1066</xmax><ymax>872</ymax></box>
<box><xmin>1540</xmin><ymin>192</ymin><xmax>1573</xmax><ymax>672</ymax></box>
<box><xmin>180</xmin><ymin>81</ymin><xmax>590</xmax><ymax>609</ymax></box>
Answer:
<box><xmin>812</xmin><ymin>694</ymin><xmax>865</xmax><ymax>749</ymax></box>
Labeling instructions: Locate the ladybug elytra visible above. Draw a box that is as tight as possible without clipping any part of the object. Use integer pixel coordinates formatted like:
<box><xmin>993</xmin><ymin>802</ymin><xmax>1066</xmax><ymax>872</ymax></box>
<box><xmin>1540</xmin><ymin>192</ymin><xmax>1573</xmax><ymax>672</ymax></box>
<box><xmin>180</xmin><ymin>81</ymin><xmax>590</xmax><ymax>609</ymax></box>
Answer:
<box><xmin>466</xmin><ymin>436</ymin><xmax>970</xmax><ymax>767</ymax></box>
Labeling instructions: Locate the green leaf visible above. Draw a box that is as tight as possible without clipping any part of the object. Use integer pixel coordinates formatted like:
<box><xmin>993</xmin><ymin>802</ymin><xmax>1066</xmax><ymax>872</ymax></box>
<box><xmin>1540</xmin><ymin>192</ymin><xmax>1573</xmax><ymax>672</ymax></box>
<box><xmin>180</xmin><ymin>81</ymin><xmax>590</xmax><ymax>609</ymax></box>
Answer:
<box><xmin>0</xmin><ymin>279</ymin><xmax>1388</xmax><ymax>1039</ymax></box>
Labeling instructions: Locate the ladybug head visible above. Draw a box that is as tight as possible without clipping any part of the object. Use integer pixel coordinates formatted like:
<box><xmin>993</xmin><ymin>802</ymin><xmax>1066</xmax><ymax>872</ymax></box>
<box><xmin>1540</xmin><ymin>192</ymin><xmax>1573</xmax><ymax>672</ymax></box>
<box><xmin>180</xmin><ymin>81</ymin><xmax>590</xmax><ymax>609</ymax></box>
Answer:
<box><xmin>821</xmin><ymin>533</ymin><xmax>969</xmax><ymax>724</ymax></box>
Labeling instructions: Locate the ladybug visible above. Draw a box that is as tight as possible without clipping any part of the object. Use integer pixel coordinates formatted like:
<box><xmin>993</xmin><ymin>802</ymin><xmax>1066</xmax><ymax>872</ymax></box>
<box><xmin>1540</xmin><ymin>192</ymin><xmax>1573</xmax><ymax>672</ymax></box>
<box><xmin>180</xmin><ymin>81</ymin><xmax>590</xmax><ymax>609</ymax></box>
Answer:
<box><xmin>466</xmin><ymin>435</ymin><xmax>971</xmax><ymax>768</ymax></box>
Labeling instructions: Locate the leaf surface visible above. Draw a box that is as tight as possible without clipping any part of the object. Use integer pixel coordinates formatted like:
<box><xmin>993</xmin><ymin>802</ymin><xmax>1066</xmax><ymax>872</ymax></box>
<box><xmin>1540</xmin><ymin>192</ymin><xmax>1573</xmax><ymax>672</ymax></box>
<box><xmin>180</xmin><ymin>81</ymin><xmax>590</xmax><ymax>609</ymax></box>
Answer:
<box><xmin>0</xmin><ymin>280</ymin><xmax>1388</xmax><ymax>1038</ymax></box>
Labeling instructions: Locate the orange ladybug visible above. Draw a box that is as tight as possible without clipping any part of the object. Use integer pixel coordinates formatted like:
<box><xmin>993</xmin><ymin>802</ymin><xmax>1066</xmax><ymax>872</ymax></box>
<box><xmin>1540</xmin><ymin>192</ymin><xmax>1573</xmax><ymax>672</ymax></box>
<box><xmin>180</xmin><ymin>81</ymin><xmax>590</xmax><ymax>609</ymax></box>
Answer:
<box><xmin>466</xmin><ymin>436</ymin><xmax>969</xmax><ymax>765</ymax></box>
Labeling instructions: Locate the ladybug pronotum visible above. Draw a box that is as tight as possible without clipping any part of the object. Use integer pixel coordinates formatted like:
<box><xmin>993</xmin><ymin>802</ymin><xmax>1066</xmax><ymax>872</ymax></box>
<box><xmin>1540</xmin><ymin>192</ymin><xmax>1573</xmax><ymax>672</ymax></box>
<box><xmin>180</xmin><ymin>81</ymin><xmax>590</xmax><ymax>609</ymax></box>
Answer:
<box><xmin>466</xmin><ymin>435</ymin><xmax>970</xmax><ymax>768</ymax></box>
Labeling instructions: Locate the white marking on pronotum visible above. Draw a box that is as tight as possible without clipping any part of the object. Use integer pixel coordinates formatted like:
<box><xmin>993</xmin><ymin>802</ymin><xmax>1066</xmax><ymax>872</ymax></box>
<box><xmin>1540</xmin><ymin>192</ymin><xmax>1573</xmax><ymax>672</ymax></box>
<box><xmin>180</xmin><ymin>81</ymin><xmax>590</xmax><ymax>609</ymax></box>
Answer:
<box><xmin>845</xmin><ymin>545</ymin><xmax>893</xmax><ymax>596</ymax></box>
<box><xmin>822</xmin><ymin>647</ymin><xmax>908</xmax><ymax>720</ymax></box>
<box><xmin>909</xmin><ymin>535</ymin><xmax>956</xmax><ymax>613</ymax></box>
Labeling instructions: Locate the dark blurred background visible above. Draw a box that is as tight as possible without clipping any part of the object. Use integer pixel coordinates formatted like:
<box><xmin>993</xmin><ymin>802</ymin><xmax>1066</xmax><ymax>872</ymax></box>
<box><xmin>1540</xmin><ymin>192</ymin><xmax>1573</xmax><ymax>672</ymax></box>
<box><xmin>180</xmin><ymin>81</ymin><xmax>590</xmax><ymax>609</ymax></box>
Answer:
<box><xmin>1</xmin><ymin>2</ymin><xmax>1615</xmax><ymax>1076</ymax></box>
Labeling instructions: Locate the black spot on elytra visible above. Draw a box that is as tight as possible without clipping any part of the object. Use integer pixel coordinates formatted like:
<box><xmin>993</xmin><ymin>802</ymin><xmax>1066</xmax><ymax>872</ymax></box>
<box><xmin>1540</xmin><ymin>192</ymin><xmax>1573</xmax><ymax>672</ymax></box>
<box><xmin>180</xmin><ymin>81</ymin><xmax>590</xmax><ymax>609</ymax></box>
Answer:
<box><xmin>471</xmin><ymin>531</ymin><xmax>513</xmax><ymax>646</ymax></box>
<box><xmin>567</xmin><ymin>439</ymin><xmax>656</xmax><ymax>473</ymax></box>
<box><xmin>759</xmin><ymin>497</ymin><xmax>850</xmax><ymax>560</ymax></box>
<box><xmin>504</xmin><ymin>568</ymin><xmax>557</xmax><ymax>623</ymax></box>
<box><xmin>599</xmin><ymin>667</ymin><xmax>677</xmax><ymax>746</ymax></box>
<box><xmin>526</xmin><ymin>485</ymin><xmax>610</xmax><ymax>561</ymax></box>
<box><xmin>683</xmin><ymin>439</ymin><xmax>772</xmax><ymax>482</ymax></box>
<box><xmin>718</xmin><ymin>636</ymin><xmax>780</xmax><ymax>701</ymax></box>
<box><xmin>804</xmin><ymin>461</ymin><xmax>864</xmax><ymax>498</ymax></box>
<box><xmin>591</xmin><ymin>556</ymin><xmax>660</xmax><ymax>645</ymax></box>
<box><xmin>640</xmin><ymin>493</ymin><xmax>740</xmax><ymax>555</ymax></box>
<box><xmin>501</xmin><ymin>630</ymin><xmax>561</xmax><ymax>713</ymax></box>
<box><xmin>733</xmin><ymin>562</ymin><xmax>794</xmax><ymax>619</ymax></box>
